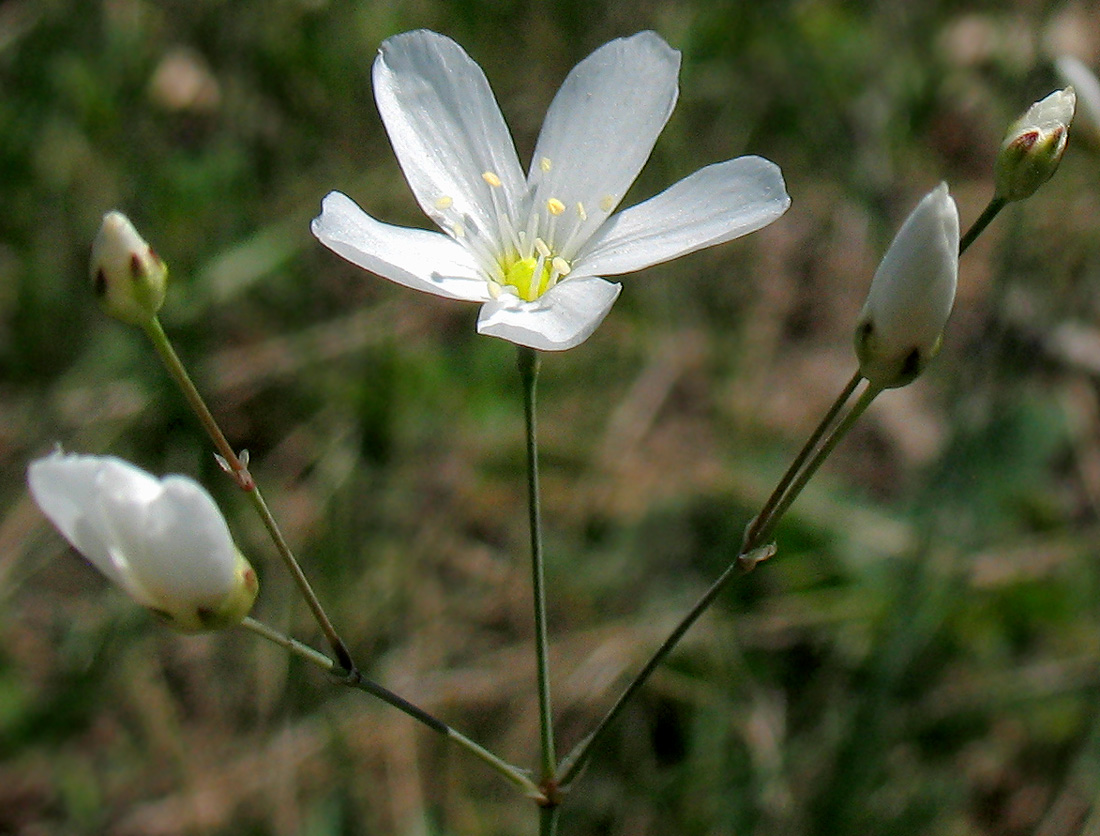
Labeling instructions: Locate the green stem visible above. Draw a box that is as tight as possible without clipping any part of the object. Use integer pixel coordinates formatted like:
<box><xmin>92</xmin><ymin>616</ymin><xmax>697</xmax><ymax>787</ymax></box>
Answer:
<box><xmin>557</xmin><ymin>541</ymin><xmax>774</xmax><ymax>787</ymax></box>
<box><xmin>741</xmin><ymin>370</ymin><xmax>862</xmax><ymax>552</ymax></box>
<box><xmin>750</xmin><ymin>378</ymin><xmax>883</xmax><ymax>550</ymax></box>
<box><xmin>539</xmin><ymin>805</ymin><xmax>560</xmax><ymax>836</ymax></box>
<box><xmin>143</xmin><ymin>316</ymin><xmax>354</xmax><ymax>673</ymax></box>
<box><xmin>560</xmin><ymin>374</ymin><xmax>878</xmax><ymax>786</ymax></box>
<box><xmin>518</xmin><ymin>346</ymin><xmax>556</xmax><ymax>784</ymax></box>
<box><xmin>958</xmin><ymin>197</ymin><xmax>1006</xmax><ymax>257</ymax></box>
<box><xmin>239</xmin><ymin>617</ymin><xmax>543</xmax><ymax>799</ymax></box>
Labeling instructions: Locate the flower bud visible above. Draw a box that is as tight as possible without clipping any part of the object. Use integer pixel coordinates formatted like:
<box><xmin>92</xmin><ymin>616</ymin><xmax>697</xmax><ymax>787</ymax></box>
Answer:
<box><xmin>994</xmin><ymin>87</ymin><xmax>1075</xmax><ymax>202</ymax></box>
<box><xmin>28</xmin><ymin>451</ymin><xmax>258</xmax><ymax>633</ymax></box>
<box><xmin>855</xmin><ymin>183</ymin><xmax>960</xmax><ymax>389</ymax></box>
<box><xmin>1056</xmin><ymin>56</ymin><xmax>1100</xmax><ymax>146</ymax></box>
<box><xmin>90</xmin><ymin>211</ymin><xmax>168</xmax><ymax>325</ymax></box>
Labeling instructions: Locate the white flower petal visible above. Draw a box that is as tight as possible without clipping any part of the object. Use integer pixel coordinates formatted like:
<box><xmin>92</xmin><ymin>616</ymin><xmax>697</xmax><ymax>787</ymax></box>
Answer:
<box><xmin>28</xmin><ymin>452</ymin><xmax>248</xmax><ymax>621</ymax></box>
<box><xmin>28</xmin><ymin>452</ymin><xmax>156</xmax><ymax>592</ymax></box>
<box><xmin>374</xmin><ymin>30</ymin><xmax>526</xmax><ymax>240</ymax></box>
<box><xmin>129</xmin><ymin>477</ymin><xmax>238</xmax><ymax>607</ymax></box>
<box><xmin>476</xmin><ymin>277</ymin><xmax>622</xmax><ymax>351</ymax></box>
<box><xmin>528</xmin><ymin>32</ymin><xmax>680</xmax><ymax>252</ymax></box>
<box><xmin>856</xmin><ymin>183</ymin><xmax>959</xmax><ymax>388</ymax></box>
<box><xmin>312</xmin><ymin>192</ymin><xmax>492</xmax><ymax>302</ymax></box>
<box><xmin>572</xmin><ymin>157</ymin><xmax>790</xmax><ymax>278</ymax></box>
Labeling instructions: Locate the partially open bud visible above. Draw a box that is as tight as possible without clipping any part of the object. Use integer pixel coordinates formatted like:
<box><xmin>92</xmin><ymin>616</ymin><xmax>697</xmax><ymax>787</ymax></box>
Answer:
<box><xmin>994</xmin><ymin>87</ymin><xmax>1075</xmax><ymax>202</ymax></box>
<box><xmin>28</xmin><ymin>451</ymin><xmax>258</xmax><ymax>633</ymax></box>
<box><xmin>90</xmin><ymin>211</ymin><xmax>168</xmax><ymax>325</ymax></box>
<box><xmin>1056</xmin><ymin>56</ymin><xmax>1100</xmax><ymax>146</ymax></box>
<box><xmin>855</xmin><ymin>183</ymin><xmax>960</xmax><ymax>389</ymax></box>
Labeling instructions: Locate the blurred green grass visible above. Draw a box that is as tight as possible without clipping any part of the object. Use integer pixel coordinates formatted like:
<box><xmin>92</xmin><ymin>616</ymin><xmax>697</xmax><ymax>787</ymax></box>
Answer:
<box><xmin>6</xmin><ymin>1</ymin><xmax>1100</xmax><ymax>834</ymax></box>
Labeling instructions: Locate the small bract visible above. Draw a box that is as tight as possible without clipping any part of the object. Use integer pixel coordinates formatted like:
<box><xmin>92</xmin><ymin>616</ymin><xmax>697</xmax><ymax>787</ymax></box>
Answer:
<box><xmin>312</xmin><ymin>30</ymin><xmax>790</xmax><ymax>351</ymax></box>
<box><xmin>854</xmin><ymin>183</ymin><xmax>960</xmax><ymax>390</ymax></box>
<box><xmin>28</xmin><ymin>451</ymin><xmax>258</xmax><ymax>632</ymax></box>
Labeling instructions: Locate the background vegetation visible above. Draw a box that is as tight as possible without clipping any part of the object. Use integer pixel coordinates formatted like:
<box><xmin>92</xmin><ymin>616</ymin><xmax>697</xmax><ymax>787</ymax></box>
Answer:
<box><xmin>4</xmin><ymin>0</ymin><xmax>1100</xmax><ymax>834</ymax></box>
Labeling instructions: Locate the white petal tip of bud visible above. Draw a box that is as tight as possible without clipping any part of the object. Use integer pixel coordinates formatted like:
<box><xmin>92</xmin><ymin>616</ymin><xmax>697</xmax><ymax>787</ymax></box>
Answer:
<box><xmin>855</xmin><ymin>184</ymin><xmax>959</xmax><ymax>389</ymax></box>
<box><xmin>994</xmin><ymin>88</ymin><xmax>1076</xmax><ymax>202</ymax></box>
<box><xmin>90</xmin><ymin>211</ymin><xmax>168</xmax><ymax>326</ymax></box>
<box><xmin>28</xmin><ymin>451</ymin><xmax>256</xmax><ymax>632</ymax></box>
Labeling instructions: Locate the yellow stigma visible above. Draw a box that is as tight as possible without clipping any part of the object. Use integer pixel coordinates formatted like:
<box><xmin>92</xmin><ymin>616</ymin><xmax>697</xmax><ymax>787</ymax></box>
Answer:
<box><xmin>503</xmin><ymin>255</ymin><xmax>553</xmax><ymax>302</ymax></box>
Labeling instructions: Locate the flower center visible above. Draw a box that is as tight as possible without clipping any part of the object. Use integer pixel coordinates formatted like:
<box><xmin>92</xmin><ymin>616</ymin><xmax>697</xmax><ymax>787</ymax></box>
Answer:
<box><xmin>427</xmin><ymin>159</ymin><xmax>617</xmax><ymax>302</ymax></box>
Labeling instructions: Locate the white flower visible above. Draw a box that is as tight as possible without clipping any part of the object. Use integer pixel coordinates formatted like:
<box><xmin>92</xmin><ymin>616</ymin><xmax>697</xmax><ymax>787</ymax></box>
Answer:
<box><xmin>28</xmin><ymin>451</ymin><xmax>258</xmax><ymax>633</ymax></box>
<box><xmin>312</xmin><ymin>30</ymin><xmax>790</xmax><ymax>351</ymax></box>
<box><xmin>995</xmin><ymin>87</ymin><xmax>1075</xmax><ymax>202</ymax></box>
<box><xmin>854</xmin><ymin>183</ymin><xmax>960</xmax><ymax>389</ymax></box>
<box><xmin>90</xmin><ymin>211</ymin><xmax>168</xmax><ymax>326</ymax></box>
<box><xmin>1056</xmin><ymin>56</ymin><xmax>1100</xmax><ymax>139</ymax></box>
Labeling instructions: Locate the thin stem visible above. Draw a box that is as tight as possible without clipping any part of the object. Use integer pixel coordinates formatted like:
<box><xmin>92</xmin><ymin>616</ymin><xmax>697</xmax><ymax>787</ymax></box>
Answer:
<box><xmin>539</xmin><ymin>805</ymin><xmax>560</xmax><ymax>836</ymax></box>
<box><xmin>560</xmin><ymin>373</ymin><xmax>875</xmax><ymax>786</ymax></box>
<box><xmin>750</xmin><ymin>378</ymin><xmax>884</xmax><ymax>550</ymax></box>
<box><xmin>741</xmin><ymin>370</ymin><xmax>862</xmax><ymax>551</ymax></box>
<box><xmin>958</xmin><ymin>197</ymin><xmax>1006</xmax><ymax>257</ymax></box>
<box><xmin>518</xmin><ymin>346</ymin><xmax>556</xmax><ymax>784</ymax></box>
<box><xmin>557</xmin><ymin>541</ymin><xmax>774</xmax><ymax>787</ymax></box>
<box><xmin>143</xmin><ymin>317</ymin><xmax>354</xmax><ymax>672</ymax></box>
<box><xmin>239</xmin><ymin>618</ymin><xmax>543</xmax><ymax>799</ymax></box>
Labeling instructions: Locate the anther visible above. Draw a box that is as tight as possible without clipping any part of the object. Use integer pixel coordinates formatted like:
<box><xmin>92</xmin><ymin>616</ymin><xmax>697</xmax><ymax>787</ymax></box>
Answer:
<box><xmin>552</xmin><ymin>257</ymin><xmax>571</xmax><ymax>276</ymax></box>
<box><xmin>534</xmin><ymin>238</ymin><xmax>552</xmax><ymax>258</ymax></box>
<box><xmin>482</xmin><ymin>171</ymin><xmax>502</xmax><ymax>188</ymax></box>
<box><xmin>540</xmin><ymin>157</ymin><xmax>552</xmax><ymax>173</ymax></box>
<box><xmin>435</xmin><ymin>196</ymin><xmax>454</xmax><ymax>210</ymax></box>
<box><xmin>599</xmin><ymin>194</ymin><xmax>616</xmax><ymax>212</ymax></box>
<box><xmin>547</xmin><ymin>198</ymin><xmax>565</xmax><ymax>216</ymax></box>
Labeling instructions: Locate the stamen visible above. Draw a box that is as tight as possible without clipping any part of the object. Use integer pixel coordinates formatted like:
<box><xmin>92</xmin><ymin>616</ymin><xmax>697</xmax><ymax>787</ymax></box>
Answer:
<box><xmin>534</xmin><ymin>238</ymin><xmax>552</xmax><ymax>259</ymax></box>
<box><xmin>487</xmin><ymin>279</ymin><xmax>502</xmax><ymax>299</ymax></box>
<box><xmin>540</xmin><ymin>157</ymin><xmax>552</xmax><ymax>173</ymax></box>
<box><xmin>435</xmin><ymin>196</ymin><xmax>454</xmax><ymax>210</ymax></box>
<box><xmin>576</xmin><ymin>202</ymin><xmax>587</xmax><ymax>222</ymax></box>
<box><xmin>482</xmin><ymin>171</ymin><xmax>502</xmax><ymax>188</ymax></box>
<box><xmin>599</xmin><ymin>194</ymin><xmax>616</xmax><ymax>212</ymax></box>
<box><xmin>547</xmin><ymin>198</ymin><xmax>565</xmax><ymax>216</ymax></box>
<box><xmin>547</xmin><ymin>257</ymin><xmax>571</xmax><ymax>290</ymax></box>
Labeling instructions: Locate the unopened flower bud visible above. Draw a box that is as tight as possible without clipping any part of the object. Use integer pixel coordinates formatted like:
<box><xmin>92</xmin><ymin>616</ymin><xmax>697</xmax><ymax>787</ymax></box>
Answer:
<box><xmin>855</xmin><ymin>183</ymin><xmax>960</xmax><ymax>389</ymax></box>
<box><xmin>1056</xmin><ymin>56</ymin><xmax>1100</xmax><ymax>146</ymax></box>
<box><xmin>28</xmin><ymin>451</ymin><xmax>258</xmax><ymax>633</ymax></box>
<box><xmin>994</xmin><ymin>88</ymin><xmax>1075</xmax><ymax>202</ymax></box>
<box><xmin>90</xmin><ymin>211</ymin><xmax>168</xmax><ymax>325</ymax></box>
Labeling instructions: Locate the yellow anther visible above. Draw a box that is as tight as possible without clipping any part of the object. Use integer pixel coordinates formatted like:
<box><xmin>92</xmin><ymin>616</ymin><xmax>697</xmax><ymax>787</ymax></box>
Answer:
<box><xmin>434</xmin><ymin>195</ymin><xmax>454</xmax><ymax>210</ymax></box>
<box><xmin>552</xmin><ymin>257</ymin><xmax>571</xmax><ymax>276</ymax></box>
<box><xmin>452</xmin><ymin>222</ymin><xmax>465</xmax><ymax>238</ymax></box>
<box><xmin>482</xmin><ymin>171</ymin><xmax>502</xmax><ymax>188</ymax></box>
<box><xmin>547</xmin><ymin>198</ymin><xmax>566</xmax><ymax>216</ymax></box>
<box><xmin>534</xmin><ymin>238</ymin><xmax>551</xmax><ymax>258</ymax></box>
<box><xmin>600</xmin><ymin>194</ymin><xmax>616</xmax><ymax>212</ymax></box>
<box><xmin>576</xmin><ymin>202</ymin><xmax>588</xmax><ymax>221</ymax></box>
<box><xmin>539</xmin><ymin>157</ymin><xmax>552</xmax><ymax>173</ymax></box>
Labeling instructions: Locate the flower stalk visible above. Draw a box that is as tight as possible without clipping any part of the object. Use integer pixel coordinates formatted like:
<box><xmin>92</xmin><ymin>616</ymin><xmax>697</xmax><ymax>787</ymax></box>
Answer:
<box><xmin>519</xmin><ymin>346</ymin><xmax>557</xmax><ymax>787</ymax></box>
<box><xmin>239</xmin><ymin>617</ymin><xmax>543</xmax><ymax>799</ymax></box>
<box><xmin>142</xmin><ymin>316</ymin><xmax>355</xmax><ymax>673</ymax></box>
